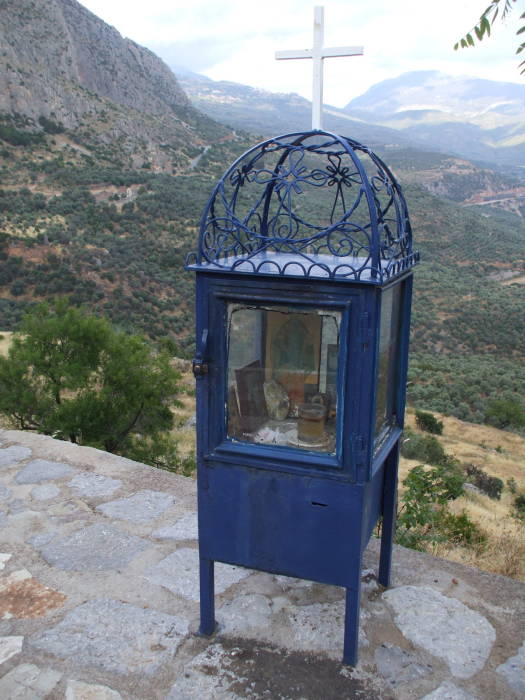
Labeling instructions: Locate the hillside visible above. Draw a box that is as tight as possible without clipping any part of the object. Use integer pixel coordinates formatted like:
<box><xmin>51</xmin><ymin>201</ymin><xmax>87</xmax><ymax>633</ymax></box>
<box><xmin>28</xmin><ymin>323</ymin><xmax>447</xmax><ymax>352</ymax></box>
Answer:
<box><xmin>0</xmin><ymin>0</ymin><xmax>227</xmax><ymax>168</ymax></box>
<box><xmin>401</xmin><ymin>410</ymin><xmax>525</xmax><ymax>582</ymax></box>
<box><xmin>0</xmin><ymin>0</ymin><xmax>523</xmax><ymax>428</ymax></box>
<box><xmin>177</xmin><ymin>69</ymin><xmax>525</xmax><ymax>215</ymax></box>
<box><xmin>0</xmin><ymin>0</ymin><xmax>251</xmax><ymax>350</ymax></box>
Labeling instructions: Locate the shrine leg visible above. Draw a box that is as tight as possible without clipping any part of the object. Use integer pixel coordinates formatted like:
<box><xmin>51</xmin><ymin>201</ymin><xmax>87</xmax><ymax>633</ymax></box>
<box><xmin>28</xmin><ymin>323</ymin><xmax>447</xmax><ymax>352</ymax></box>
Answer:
<box><xmin>378</xmin><ymin>440</ymin><xmax>400</xmax><ymax>587</ymax></box>
<box><xmin>342</xmin><ymin>570</ymin><xmax>362</xmax><ymax>666</ymax></box>
<box><xmin>198</xmin><ymin>556</ymin><xmax>216</xmax><ymax>636</ymax></box>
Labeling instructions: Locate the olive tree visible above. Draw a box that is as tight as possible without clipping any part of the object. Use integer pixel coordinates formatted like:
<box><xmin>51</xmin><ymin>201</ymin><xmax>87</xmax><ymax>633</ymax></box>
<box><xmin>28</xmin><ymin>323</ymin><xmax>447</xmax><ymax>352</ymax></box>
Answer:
<box><xmin>0</xmin><ymin>300</ymin><xmax>181</xmax><ymax>457</ymax></box>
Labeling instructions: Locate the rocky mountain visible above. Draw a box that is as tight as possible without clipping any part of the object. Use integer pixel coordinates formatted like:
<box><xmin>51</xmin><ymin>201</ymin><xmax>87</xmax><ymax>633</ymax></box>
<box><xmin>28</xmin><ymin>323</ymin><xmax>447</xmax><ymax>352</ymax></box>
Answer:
<box><xmin>344</xmin><ymin>71</ymin><xmax>525</xmax><ymax>168</ymax></box>
<box><xmin>0</xmin><ymin>0</ymin><xmax>231</xmax><ymax>170</ymax></box>
<box><xmin>1</xmin><ymin>0</ymin><xmax>190</xmax><ymax>121</ymax></box>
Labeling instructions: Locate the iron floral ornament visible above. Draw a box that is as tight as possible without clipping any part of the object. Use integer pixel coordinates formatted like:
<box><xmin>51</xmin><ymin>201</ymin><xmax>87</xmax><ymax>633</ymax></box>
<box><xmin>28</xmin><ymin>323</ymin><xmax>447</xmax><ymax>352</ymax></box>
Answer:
<box><xmin>187</xmin><ymin>130</ymin><xmax>419</xmax><ymax>283</ymax></box>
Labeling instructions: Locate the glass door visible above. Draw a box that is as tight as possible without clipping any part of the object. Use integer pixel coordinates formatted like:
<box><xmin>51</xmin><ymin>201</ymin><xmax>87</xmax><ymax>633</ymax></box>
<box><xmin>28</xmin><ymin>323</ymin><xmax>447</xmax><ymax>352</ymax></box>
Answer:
<box><xmin>225</xmin><ymin>303</ymin><xmax>342</xmax><ymax>455</ymax></box>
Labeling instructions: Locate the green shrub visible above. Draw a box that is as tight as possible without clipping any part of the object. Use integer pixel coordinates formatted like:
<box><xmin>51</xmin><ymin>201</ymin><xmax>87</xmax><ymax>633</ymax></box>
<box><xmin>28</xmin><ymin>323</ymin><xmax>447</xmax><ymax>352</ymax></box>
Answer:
<box><xmin>401</xmin><ymin>429</ymin><xmax>447</xmax><ymax>465</ymax></box>
<box><xmin>0</xmin><ymin>124</ymin><xmax>44</xmax><ymax>146</ymax></box>
<box><xmin>485</xmin><ymin>398</ymin><xmax>525</xmax><ymax>430</ymax></box>
<box><xmin>415</xmin><ymin>410</ymin><xmax>444</xmax><ymax>435</ymax></box>
<box><xmin>437</xmin><ymin>510</ymin><xmax>486</xmax><ymax>547</ymax></box>
<box><xmin>0</xmin><ymin>300</ymin><xmax>181</xmax><ymax>456</ymax></box>
<box><xmin>512</xmin><ymin>493</ymin><xmax>525</xmax><ymax>521</ymax></box>
<box><xmin>465</xmin><ymin>465</ymin><xmax>503</xmax><ymax>500</ymax></box>
<box><xmin>396</xmin><ymin>457</ymin><xmax>465</xmax><ymax>551</ymax></box>
<box><xmin>38</xmin><ymin>116</ymin><xmax>64</xmax><ymax>135</ymax></box>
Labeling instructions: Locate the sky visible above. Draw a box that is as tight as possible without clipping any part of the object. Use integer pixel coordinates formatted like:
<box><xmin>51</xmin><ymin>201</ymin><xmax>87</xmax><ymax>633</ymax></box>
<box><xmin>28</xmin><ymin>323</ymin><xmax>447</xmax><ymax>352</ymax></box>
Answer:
<box><xmin>78</xmin><ymin>0</ymin><xmax>523</xmax><ymax>108</ymax></box>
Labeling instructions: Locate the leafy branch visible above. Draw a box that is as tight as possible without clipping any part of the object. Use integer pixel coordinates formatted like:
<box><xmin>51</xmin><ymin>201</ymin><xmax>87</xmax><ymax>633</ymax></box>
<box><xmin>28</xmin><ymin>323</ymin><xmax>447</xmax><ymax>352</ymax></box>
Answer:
<box><xmin>454</xmin><ymin>0</ymin><xmax>525</xmax><ymax>74</ymax></box>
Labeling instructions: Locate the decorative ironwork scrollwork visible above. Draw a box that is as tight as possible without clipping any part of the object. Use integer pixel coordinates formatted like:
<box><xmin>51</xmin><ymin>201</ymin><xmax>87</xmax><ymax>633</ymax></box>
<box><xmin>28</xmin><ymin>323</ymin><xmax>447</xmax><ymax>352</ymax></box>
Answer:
<box><xmin>187</xmin><ymin>130</ymin><xmax>418</xmax><ymax>283</ymax></box>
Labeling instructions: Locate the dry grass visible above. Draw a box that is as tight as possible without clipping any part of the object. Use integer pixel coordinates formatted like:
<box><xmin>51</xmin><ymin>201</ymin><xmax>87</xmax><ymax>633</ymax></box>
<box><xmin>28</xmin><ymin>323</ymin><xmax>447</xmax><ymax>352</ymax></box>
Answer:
<box><xmin>170</xmin><ymin>360</ymin><xmax>196</xmax><ymax>458</ymax></box>
<box><xmin>402</xmin><ymin>409</ymin><xmax>525</xmax><ymax>581</ymax></box>
<box><xmin>0</xmin><ymin>331</ymin><xmax>13</xmax><ymax>357</ymax></box>
<box><xmin>403</xmin><ymin>411</ymin><xmax>525</xmax><ymax>489</ymax></box>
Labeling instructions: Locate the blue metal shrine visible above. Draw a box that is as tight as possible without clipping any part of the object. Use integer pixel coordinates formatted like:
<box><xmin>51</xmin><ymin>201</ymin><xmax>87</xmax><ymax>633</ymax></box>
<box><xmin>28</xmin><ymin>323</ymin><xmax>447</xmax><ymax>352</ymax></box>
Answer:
<box><xmin>186</xmin><ymin>129</ymin><xmax>419</xmax><ymax>665</ymax></box>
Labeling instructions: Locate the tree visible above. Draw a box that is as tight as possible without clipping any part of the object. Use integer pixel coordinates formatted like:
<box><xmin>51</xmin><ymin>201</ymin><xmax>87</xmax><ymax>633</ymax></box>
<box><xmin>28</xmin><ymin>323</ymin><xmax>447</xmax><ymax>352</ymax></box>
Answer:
<box><xmin>415</xmin><ymin>410</ymin><xmax>444</xmax><ymax>435</ymax></box>
<box><xmin>484</xmin><ymin>398</ymin><xmax>525</xmax><ymax>429</ymax></box>
<box><xmin>0</xmin><ymin>300</ymin><xmax>181</xmax><ymax>456</ymax></box>
<box><xmin>454</xmin><ymin>0</ymin><xmax>525</xmax><ymax>74</ymax></box>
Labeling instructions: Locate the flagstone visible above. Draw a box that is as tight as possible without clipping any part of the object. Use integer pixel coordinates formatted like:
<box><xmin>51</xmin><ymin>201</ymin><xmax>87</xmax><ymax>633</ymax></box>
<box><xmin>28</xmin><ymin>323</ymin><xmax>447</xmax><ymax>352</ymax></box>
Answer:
<box><xmin>15</xmin><ymin>459</ymin><xmax>74</xmax><ymax>484</ymax></box>
<box><xmin>68</xmin><ymin>473</ymin><xmax>122</xmax><ymax>498</ymax></box>
<box><xmin>96</xmin><ymin>490</ymin><xmax>174</xmax><ymax>523</ymax></box>
<box><xmin>144</xmin><ymin>548</ymin><xmax>250</xmax><ymax>601</ymax></box>
<box><xmin>0</xmin><ymin>663</ymin><xmax>61</xmax><ymax>698</ymax></box>
<box><xmin>65</xmin><ymin>680</ymin><xmax>123</xmax><ymax>700</ymax></box>
<box><xmin>152</xmin><ymin>512</ymin><xmax>198</xmax><ymax>541</ymax></box>
<box><xmin>31</xmin><ymin>484</ymin><xmax>60</xmax><ymax>501</ymax></box>
<box><xmin>496</xmin><ymin>640</ymin><xmax>525</xmax><ymax>696</ymax></box>
<box><xmin>30</xmin><ymin>523</ymin><xmax>149</xmax><ymax>571</ymax></box>
<box><xmin>421</xmin><ymin>681</ymin><xmax>479</xmax><ymax>699</ymax></box>
<box><xmin>31</xmin><ymin>598</ymin><xmax>189</xmax><ymax>675</ymax></box>
<box><xmin>0</xmin><ymin>635</ymin><xmax>23</xmax><ymax>665</ymax></box>
<box><xmin>383</xmin><ymin>586</ymin><xmax>495</xmax><ymax>679</ymax></box>
<box><xmin>0</xmin><ymin>446</ymin><xmax>32</xmax><ymax>468</ymax></box>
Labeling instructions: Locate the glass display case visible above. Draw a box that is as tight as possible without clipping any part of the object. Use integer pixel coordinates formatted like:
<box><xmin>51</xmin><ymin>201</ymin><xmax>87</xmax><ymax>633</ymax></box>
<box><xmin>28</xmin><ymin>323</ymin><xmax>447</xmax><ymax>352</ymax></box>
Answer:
<box><xmin>226</xmin><ymin>303</ymin><xmax>341</xmax><ymax>453</ymax></box>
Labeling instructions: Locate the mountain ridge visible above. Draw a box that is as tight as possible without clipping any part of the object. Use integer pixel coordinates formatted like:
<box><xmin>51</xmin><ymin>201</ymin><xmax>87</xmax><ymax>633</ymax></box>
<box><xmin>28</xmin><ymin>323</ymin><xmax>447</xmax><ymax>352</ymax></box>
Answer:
<box><xmin>176</xmin><ymin>67</ymin><xmax>525</xmax><ymax>168</ymax></box>
<box><xmin>343</xmin><ymin>71</ymin><xmax>525</xmax><ymax>167</ymax></box>
<box><xmin>0</xmin><ymin>0</ymin><xmax>233</xmax><ymax>172</ymax></box>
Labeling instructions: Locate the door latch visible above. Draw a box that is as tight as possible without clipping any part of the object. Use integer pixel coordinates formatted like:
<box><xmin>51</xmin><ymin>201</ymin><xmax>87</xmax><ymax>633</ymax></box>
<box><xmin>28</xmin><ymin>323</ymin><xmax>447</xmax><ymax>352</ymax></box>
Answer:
<box><xmin>192</xmin><ymin>359</ymin><xmax>209</xmax><ymax>377</ymax></box>
<box><xmin>192</xmin><ymin>328</ymin><xmax>209</xmax><ymax>378</ymax></box>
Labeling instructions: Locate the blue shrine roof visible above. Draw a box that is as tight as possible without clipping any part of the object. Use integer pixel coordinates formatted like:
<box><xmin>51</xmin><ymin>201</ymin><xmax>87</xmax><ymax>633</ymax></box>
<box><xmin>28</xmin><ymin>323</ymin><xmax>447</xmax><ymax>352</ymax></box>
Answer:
<box><xmin>186</xmin><ymin>130</ymin><xmax>419</xmax><ymax>284</ymax></box>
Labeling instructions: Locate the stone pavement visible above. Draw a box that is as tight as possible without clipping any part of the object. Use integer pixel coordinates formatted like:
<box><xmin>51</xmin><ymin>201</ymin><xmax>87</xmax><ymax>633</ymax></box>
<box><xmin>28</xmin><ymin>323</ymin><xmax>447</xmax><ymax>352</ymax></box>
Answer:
<box><xmin>0</xmin><ymin>429</ymin><xmax>523</xmax><ymax>700</ymax></box>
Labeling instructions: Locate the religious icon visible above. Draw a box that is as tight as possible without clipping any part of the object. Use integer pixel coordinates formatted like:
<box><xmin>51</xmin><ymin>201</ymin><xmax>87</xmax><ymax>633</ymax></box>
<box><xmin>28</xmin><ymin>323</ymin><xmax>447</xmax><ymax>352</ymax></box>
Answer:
<box><xmin>263</xmin><ymin>379</ymin><xmax>289</xmax><ymax>421</ymax></box>
<box><xmin>266</xmin><ymin>311</ymin><xmax>322</xmax><ymax>411</ymax></box>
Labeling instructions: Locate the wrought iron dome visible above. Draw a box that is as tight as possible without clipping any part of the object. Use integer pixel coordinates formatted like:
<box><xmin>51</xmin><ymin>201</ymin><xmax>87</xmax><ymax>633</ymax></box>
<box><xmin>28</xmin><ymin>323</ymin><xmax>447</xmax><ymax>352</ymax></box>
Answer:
<box><xmin>186</xmin><ymin>130</ymin><xmax>419</xmax><ymax>283</ymax></box>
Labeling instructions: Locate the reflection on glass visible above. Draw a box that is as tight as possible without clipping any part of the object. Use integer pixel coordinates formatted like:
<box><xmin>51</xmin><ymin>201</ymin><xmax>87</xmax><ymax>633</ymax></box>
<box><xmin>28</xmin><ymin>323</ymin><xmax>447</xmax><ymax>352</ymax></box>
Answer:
<box><xmin>226</xmin><ymin>304</ymin><xmax>341</xmax><ymax>453</ymax></box>
<box><xmin>375</xmin><ymin>284</ymin><xmax>402</xmax><ymax>446</ymax></box>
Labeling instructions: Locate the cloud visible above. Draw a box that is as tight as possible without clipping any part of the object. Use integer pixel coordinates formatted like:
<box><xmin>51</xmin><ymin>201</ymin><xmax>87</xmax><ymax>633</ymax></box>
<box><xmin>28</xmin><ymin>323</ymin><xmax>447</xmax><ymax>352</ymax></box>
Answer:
<box><xmin>78</xmin><ymin>0</ymin><xmax>524</xmax><ymax>107</ymax></box>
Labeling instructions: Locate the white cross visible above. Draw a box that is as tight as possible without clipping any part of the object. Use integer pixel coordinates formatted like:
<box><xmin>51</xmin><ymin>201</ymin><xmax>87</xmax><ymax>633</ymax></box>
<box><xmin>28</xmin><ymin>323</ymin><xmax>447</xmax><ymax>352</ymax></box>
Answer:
<box><xmin>275</xmin><ymin>6</ymin><xmax>363</xmax><ymax>130</ymax></box>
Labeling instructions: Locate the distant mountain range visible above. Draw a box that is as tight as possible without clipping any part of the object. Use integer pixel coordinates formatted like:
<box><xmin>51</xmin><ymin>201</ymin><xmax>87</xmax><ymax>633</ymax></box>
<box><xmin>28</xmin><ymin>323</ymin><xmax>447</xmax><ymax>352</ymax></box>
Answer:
<box><xmin>174</xmin><ymin>67</ymin><xmax>415</xmax><ymax>149</ymax></box>
<box><xmin>344</xmin><ymin>71</ymin><xmax>525</xmax><ymax>168</ymax></box>
<box><xmin>176</xmin><ymin>68</ymin><xmax>525</xmax><ymax>170</ymax></box>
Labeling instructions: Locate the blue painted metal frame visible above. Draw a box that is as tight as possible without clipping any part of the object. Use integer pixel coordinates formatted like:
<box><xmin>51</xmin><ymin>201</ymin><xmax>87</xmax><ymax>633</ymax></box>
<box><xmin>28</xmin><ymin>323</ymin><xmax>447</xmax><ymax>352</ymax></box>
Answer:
<box><xmin>189</xmin><ymin>129</ymin><xmax>418</xmax><ymax>667</ymax></box>
<box><xmin>192</xmin><ymin>268</ymin><xmax>414</xmax><ymax>665</ymax></box>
